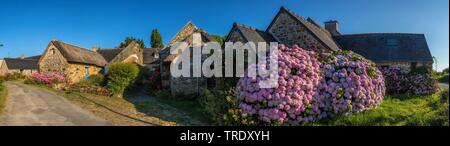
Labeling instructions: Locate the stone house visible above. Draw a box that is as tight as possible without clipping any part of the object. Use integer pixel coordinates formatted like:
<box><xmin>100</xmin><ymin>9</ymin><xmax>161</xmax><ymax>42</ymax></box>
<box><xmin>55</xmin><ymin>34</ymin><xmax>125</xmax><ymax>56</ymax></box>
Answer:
<box><xmin>225</xmin><ymin>6</ymin><xmax>433</xmax><ymax>72</ymax></box>
<box><xmin>159</xmin><ymin>21</ymin><xmax>217</xmax><ymax>97</ymax></box>
<box><xmin>0</xmin><ymin>57</ymin><xmax>39</xmax><ymax>76</ymax></box>
<box><xmin>38</xmin><ymin>40</ymin><xmax>109</xmax><ymax>83</ymax></box>
<box><xmin>38</xmin><ymin>40</ymin><xmax>146</xmax><ymax>83</ymax></box>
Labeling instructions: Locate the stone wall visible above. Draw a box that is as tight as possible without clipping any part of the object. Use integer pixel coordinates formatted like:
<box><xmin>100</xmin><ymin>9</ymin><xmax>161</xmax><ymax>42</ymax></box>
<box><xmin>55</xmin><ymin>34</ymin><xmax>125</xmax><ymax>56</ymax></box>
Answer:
<box><xmin>377</xmin><ymin>61</ymin><xmax>433</xmax><ymax>73</ymax></box>
<box><xmin>39</xmin><ymin>43</ymin><xmax>69</xmax><ymax>75</ymax></box>
<box><xmin>267</xmin><ymin>11</ymin><xmax>327</xmax><ymax>52</ymax></box>
<box><xmin>4</xmin><ymin>69</ymin><xmax>37</xmax><ymax>76</ymax></box>
<box><xmin>0</xmin><ymin>61</ymin><xmax>7</xmax><ymax>76</ymax></box>
<box><xmin>66</xmin><ymin>63</ymin><xmax>103</xmax><ymax>84</ymax></box>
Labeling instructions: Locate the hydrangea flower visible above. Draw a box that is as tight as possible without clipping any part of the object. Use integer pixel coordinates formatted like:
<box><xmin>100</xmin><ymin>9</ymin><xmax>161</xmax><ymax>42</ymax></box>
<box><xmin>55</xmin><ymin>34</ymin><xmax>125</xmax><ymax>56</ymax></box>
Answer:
<box><xmin>236</xmin><ymin>45</ymin><xmax>385</xmax><ymax>124</ymax></box>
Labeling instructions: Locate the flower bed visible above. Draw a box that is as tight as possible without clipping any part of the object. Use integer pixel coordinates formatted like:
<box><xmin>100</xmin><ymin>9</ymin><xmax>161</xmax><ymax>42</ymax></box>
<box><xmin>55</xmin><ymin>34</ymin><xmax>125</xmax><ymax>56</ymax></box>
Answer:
<box><xmin>235</xmin><ymin>45</ymin><xmax>385</xmax><ymax>124</ymax></box>
<box><xmin>30</xmin><ymin>72</ymin><xmax>65</xmax><ymax>86</ymax></box>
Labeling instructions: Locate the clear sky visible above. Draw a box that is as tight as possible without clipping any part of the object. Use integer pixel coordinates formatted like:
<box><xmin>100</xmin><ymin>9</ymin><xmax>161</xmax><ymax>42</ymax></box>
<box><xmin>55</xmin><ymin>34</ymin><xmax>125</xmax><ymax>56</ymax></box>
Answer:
<box><xmin>0</xmin><ymin>0</ymin><xmax>448</xmax><ymax>71</ymax></box>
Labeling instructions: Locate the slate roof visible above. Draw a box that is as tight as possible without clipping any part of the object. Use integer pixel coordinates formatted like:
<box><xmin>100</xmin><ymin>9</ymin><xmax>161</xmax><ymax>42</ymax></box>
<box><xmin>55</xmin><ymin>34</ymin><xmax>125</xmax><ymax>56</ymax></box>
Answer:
<box><xmin>160</xmin><ymin>24</ymin><xmax>216</xmax><ymax>63</ymax></box>
<box><xmin>50</xmin><ymin>40</ymin><xmax>108</xmax><ymax>67</ymax></box>
<box><xmin>143</xmin><ymin>48</ymin><xmax>160</xmax><ymax>65</ymax></box>
<box><xmin>227</xmin><ymin>23</ymin><xmax>277</xmax><ymax>43</ymax></box>
<box><xmin>334</xmin><ymin>33</ymin><xmax>433</xmax><ymax>62</ymax></box>
<box><xmin>267</xmin><ymin>7</ymin><xmax>341</xmax><ymax>51</ymax></box>
<box><xmin>25</xmin><ymin>55</ymin><xmax>41</xmax><ymax>60</ymax></box>
<box><xmin>3</xmin><ymin>58</ymin><xmax>39</xmax><ymax>70</ymax></box>
<box><xmin>97</xmin><ymin>48</ymin><xmax>124</xmax><ymax>62</ymax></box>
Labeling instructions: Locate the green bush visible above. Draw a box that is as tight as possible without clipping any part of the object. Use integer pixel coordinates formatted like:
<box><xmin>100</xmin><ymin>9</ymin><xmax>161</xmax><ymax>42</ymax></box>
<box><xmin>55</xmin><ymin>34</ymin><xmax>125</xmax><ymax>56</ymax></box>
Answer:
<box><xmin>198</xmin><ymin>89</ymin><xmax>227</xmax><ymax>122</ymax></box>
<box><xmin>78</xmin><ymin>74</ymin><xmax>105</xmax><ymax>86</ymax></box>
<box><xmin>106</xmin><ymin>62</ymin><xmax>140</xmax><ymax>97</ymax></box>
<box><xmin>439</xmin><ymin>74</ymin><xmax>449</xmax><ymax>84</ymax></box>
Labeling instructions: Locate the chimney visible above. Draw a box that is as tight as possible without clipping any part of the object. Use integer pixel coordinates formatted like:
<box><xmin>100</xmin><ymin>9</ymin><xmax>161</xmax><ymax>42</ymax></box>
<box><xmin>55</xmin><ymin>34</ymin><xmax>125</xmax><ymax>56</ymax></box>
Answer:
<box><xmin>324</xmin><ymin>20</ymin><xmax>340</xmax><ymax>36</ymax></box>
<box><xmin>92</xmin><ymin>46</ymin><xmax>98</xmax><ymax>52</ymax></box>
<box><xmin>20</xmin><ymin>54</ymin><xmax>25</xmax><ymax>59</ymax></box>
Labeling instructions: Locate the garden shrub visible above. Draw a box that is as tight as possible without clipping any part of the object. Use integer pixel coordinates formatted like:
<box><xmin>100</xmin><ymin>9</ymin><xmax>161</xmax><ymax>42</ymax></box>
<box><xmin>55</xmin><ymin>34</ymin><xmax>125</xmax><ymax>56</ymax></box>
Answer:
<box><xmin>4</xmin><ymin>72</ymin><xmax>26</xmax><ymax>81</ymax></box>
<box><xmin>439</xmin><ymin>74</ymin><xmax>448</xmax><ymax>84</ymax></box>
<box><xmin>29</xmin><ymin>72</ymin><xmax>65</xmax><ymax>86</ymax></box>
<box><xmin>381</xmin><ymin>67</ymin><xmax>438</xmax><ymax>95</ymax></box>
<box><xmin>198</xmin><ymin>89</ymin><xmax>227</xmax><ymax>123</ymax></box>
<box><xmin>235</xmin><ymin>45</ymin><xmax>385</xmax><ymax>124</ymax></box>
<box><xmin>106</xmin><ymin>62</ymin><xmax>140</xmax><ymax>97</ymax></box>
<box><xmin>146</xmin><ymin>67</ymin><xmax>161</xmax><ymax>94</ymax></box>
<box><xmin>78</xmin><ymin>74</ymin><xmax>105</xmax><ymax>86</ymax></box>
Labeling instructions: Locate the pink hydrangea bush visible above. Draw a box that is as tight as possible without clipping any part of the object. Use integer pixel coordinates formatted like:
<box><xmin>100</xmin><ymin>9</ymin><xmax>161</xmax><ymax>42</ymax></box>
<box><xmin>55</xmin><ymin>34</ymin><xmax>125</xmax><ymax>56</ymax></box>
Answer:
<box><xmin>236</xmin><ymin>45</ymin><xmax>385</xmax><ymax>124</ymax></box>
<box><xmin>318</xmin><ymin>51</ymin><xmax>385</xmax><ymax>115</ymax></box>
<box><xmin>30</xmin><ymin>72</ymin><xmax>66</xmax><ymax>85</ymax></box>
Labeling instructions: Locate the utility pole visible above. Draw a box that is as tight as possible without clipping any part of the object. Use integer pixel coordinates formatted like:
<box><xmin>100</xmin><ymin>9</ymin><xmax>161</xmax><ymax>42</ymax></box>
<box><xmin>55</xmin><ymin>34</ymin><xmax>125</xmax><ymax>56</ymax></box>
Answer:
<box><xmin>433</xmin><ymin>56</ymin><xmax>438</xmax><ymax>71</ymax></box>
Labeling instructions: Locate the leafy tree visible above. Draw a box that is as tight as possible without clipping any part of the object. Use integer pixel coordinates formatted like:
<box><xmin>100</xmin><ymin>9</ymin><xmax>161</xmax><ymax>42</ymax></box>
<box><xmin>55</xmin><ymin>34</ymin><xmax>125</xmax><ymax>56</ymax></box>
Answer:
<box><xmin>118</xmin><ymin>37</ymin><xmax>145</xmax><ymax>48</ymax></box>
<box><xmin>210</xmin><ymin>35</ymin><xmax>226</xmax><ymax>46</ymax></box>
<box><xmin>443</xmin><ymin>67</ymin><xmax>449</xmax><ymax>74</ymax></box>
<box><xmin>150</xmin><ymin>29</ymin><xmax>164</xmax><ymax>48</ymax></box>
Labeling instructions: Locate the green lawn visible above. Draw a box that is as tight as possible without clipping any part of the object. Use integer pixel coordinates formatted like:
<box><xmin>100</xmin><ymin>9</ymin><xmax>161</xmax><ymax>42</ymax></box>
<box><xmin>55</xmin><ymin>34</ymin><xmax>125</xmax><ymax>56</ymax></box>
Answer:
<box><xmin>313</xmin><ymin>91</ymin><xmax>449</xmax><ymax>126</ymax></box>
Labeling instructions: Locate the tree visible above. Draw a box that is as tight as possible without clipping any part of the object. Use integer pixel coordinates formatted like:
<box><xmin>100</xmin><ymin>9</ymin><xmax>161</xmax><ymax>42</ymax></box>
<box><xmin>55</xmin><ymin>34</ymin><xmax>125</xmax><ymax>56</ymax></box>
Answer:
<box><xmin>150</xmin><ymin>29</ymin><xmax>164</xmax><ymax>48</ymax></box>
<box><xmin>118</xmin><ymin>37</ymin><xmax>145</xmax><ymax>48</ymax></box>
<box><xmin>443</xmin><ymin>67</ymin><xmax>449</xmax><ymax>74</ymax></box>
<box><xmin>210</xmin><ymin>34</ymin><xmax>226</xmax><ymax>46</ymax></box>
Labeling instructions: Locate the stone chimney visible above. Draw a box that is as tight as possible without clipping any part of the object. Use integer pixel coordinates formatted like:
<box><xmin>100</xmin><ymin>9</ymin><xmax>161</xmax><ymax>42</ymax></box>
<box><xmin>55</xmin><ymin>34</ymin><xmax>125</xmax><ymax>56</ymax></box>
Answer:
<box><xmin>20</xmin><ymin>54</ymin><xmax>25</xmax><ymax>59</ymax></box>
<box><xmin>324</xmin><ymin>20</ymin><xmax>340</xmax><ymax>36</ymax></box>
<box><xmin>92</xmin><ymin>46</ymin><xmax>98</xmax><ymax>52</ymax></box>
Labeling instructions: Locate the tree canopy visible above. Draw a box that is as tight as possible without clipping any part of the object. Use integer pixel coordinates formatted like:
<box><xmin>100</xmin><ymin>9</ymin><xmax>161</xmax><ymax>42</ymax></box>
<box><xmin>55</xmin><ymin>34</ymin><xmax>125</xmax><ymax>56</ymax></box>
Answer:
<box><xmin>150</xmin><ymin>29</ymin><xmax>164</xmax><ymax>48</ymax></box>
<box><xmin>118</xmin><ymin>37</ymin><xmax>145</xmax><ymax>48</ymax></box>
<box><xmin>210</xmin><ymin>35</ymin><xmax>227</xmax><ymax>46</ymax></box>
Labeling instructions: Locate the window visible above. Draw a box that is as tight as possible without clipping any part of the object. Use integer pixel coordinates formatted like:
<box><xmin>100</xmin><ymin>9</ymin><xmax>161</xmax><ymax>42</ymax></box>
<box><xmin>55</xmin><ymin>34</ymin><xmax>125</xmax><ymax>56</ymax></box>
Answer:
<box><xmin>20</xmin><ymin>69</ymin><xmax>24</xmax><ymax>73</ymax></box>
<box><xmin>51</xmin><ymin>48</ymin><xmax>56</xmax><ymax>54</ymax></box>
<box><xmin>154</xmin><ymin>53</ymin><xmax>159</xmax><ymax>59</ymax></box>
<box><xmin>386</xmin><ymin>38</ymin><xmax>398</xmax><ymax>46</ymax></box>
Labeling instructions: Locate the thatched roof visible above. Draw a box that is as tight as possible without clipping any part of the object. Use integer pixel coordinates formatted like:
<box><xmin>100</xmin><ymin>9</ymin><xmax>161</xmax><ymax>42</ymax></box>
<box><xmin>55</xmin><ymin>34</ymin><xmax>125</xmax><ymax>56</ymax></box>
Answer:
<box><xmin>51</xmin><ymin>40</ymin><xmax>108</xmax><ymax>67</ymax></box>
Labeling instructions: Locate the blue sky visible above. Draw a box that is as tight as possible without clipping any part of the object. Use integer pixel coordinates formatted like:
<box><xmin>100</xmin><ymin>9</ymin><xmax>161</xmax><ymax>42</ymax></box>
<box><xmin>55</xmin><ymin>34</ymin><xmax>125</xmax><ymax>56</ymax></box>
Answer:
<box><xmin>0</xmin><ymin>0</ymin><xmax>448</xmax><ymax>71</ymax></box>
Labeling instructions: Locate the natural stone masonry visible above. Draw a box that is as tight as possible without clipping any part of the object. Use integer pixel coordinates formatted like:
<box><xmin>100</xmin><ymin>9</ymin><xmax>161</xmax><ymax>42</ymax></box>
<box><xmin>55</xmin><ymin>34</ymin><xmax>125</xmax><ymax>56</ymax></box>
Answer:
<box><xmin>267</xmin><ymin>10</ymin><xmax>328</xmax><ymax>52</ymax></box>
<box><xmin>0</xmin><ymin>82</ymin><xmax>111</xmax><ymax>126</ymax></box>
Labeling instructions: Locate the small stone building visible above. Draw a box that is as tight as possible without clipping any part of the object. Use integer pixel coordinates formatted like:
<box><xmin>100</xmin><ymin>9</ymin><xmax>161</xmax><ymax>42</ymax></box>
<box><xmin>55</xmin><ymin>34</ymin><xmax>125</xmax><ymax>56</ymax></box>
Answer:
<box><xmin>159</xmin><ymin>21</ymin><xmax>217</xmax><ymax>97</ymax></box>
<box><xmin>38</xmin><ymin>40</ymin><xmax>147</xmax><ymax>83</ymax></box>
<box><xmin>0</xmin><ymin>57</ymin><xmax>39</xmax><ymax>76</ymax></box>
<box><xmin>38</xmin><ymin>40</ymin><xmax>108</xmax><ymax>83</ymax></box>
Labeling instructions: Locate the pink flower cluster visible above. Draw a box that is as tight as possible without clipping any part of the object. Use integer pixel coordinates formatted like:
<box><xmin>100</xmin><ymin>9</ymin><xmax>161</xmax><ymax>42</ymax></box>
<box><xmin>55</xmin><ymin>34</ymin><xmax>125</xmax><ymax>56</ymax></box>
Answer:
<box><xmin>31</xmin><ymin>72</ymin><xmax>66</xmax><ymax>85</ymax></box>
<box><xmin>236</xmin><ymin>45</ymin><xmax>385</xmax><ymax>124</ymax></box>
<box><xmin>381</xmin><ymin>67</ymin><xmax>437</xmax><ymax>95</ymax></box>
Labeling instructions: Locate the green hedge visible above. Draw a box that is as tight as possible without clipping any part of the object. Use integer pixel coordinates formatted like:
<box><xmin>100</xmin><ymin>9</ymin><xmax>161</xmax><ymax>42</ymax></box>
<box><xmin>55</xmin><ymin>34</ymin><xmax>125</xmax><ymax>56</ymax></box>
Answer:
<box><xmin>106</xmin><ymin>62</ymin><xmax>140</xmax><ymax>97</ymax></box>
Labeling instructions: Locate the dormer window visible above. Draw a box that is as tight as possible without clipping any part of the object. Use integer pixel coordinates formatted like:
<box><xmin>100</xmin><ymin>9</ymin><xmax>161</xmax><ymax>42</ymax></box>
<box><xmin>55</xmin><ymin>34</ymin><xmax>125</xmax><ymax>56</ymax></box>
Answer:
<box><xmin>154</xmin><ymin>53</ymin><xmax>159</xmax><ymax>59</ymax></box>
<box><xmin>386</xmin><ymin>38</ymin><xmax>398</xmax><ymax>46</ymax></box>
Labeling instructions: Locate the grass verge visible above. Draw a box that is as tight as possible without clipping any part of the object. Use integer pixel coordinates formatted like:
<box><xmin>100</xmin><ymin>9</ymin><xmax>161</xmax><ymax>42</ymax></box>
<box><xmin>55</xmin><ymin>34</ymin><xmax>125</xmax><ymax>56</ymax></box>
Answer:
<box><xmin>0</xmin><ymin>82</ymin><xmax>8</xmax><ymax>114</ymax></box>
<box><xmin>313</xmin><ymin>90</ymin><xmax>449</xmax><ymax>126</ymax></box>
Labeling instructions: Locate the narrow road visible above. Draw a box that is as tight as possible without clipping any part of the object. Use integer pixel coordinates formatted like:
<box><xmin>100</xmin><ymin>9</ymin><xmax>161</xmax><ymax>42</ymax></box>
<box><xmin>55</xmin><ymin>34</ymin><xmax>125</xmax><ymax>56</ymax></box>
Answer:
<box><xmin>0</xmin><ymin>82</ymin><xmax>111</xmax><ymax>126</ymax></box>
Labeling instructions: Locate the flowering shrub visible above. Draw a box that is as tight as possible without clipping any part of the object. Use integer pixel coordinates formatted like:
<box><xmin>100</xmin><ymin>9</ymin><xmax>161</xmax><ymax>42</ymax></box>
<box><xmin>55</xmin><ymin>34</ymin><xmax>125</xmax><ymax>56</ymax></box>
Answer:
<box><xmin>30</xmin><ymin>72</ymin><xmax>66</xmax><ymax>85</ymax></box>
<box><xmin>381</xmin><ymin>67</ymin><xmax>438</xmax><ymax>95</ymax></box>
<box><xmin>235</xmin><ymin>45</ymin><xmax>385</xmax><ymax>124</ymax></box>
